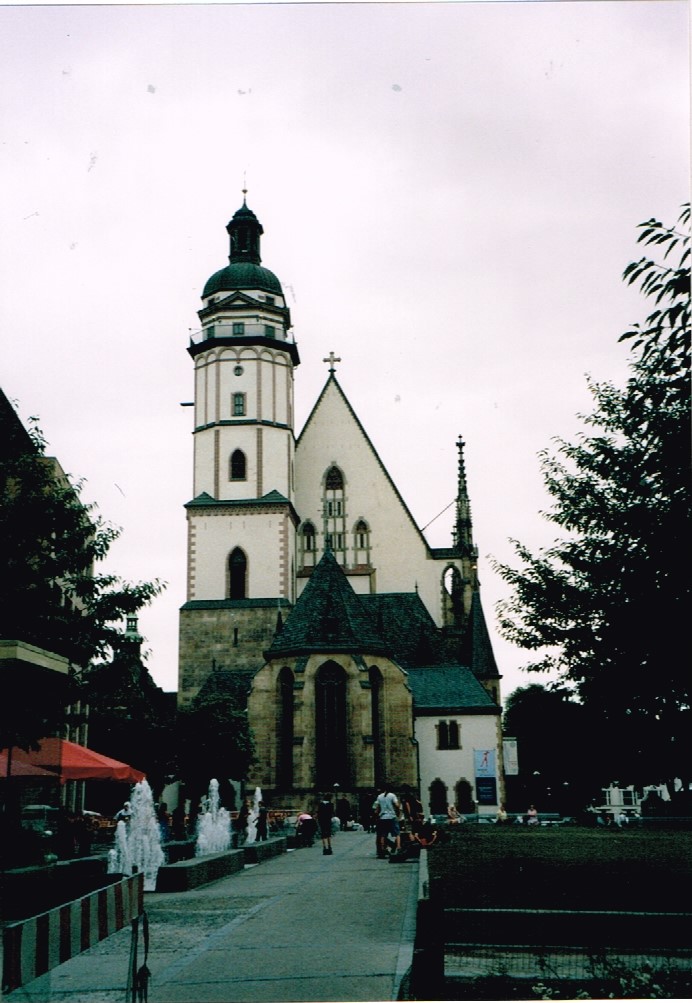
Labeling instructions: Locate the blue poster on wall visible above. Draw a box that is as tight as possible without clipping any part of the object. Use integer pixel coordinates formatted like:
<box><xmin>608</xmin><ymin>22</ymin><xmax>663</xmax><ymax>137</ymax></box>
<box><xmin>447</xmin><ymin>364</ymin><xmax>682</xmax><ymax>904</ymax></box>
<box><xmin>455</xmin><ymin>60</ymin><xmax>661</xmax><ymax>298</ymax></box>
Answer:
<box><xmin>476</xmin><ymin>777</ymin><xmax>498</xmax><ymax>805</ymax></box>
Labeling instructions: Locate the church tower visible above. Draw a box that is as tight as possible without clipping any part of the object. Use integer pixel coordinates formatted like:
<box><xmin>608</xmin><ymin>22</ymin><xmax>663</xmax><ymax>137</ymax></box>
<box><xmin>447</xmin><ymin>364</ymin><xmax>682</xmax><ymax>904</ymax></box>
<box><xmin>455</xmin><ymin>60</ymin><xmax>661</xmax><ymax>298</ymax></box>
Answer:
<box><xmin>178</xmin><ymin>196</ymin><xmax>300</xmax><ymax>707</ymax></box>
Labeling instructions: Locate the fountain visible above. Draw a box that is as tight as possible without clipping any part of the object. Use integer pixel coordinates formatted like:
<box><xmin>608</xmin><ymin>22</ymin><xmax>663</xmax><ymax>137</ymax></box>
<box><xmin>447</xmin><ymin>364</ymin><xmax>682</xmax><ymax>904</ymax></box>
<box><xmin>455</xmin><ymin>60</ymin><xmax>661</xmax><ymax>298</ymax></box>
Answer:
<box><xmin>107</xmin><ymin>779</ymin><xmax>165</xmax><ymax>891</ymax></box>
<box><xmin>244</xmin><ymin>786</ymin><xmax>263</xmax><ymax>844</ymax></box>
<box><xmin>195</xmin><ymin>779</ymin><xmax>231</xmax><ymax>856</ymax></box>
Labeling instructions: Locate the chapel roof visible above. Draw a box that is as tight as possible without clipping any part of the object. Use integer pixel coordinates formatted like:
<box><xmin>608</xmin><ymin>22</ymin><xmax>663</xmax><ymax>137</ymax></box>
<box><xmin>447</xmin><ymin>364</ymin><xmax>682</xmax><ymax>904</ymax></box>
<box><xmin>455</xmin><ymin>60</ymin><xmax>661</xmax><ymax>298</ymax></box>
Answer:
<box><xmin>406</xmin><ymin>664</ymin><xmax>500</xmax><ymax>715</ymax></box>
<box><xmin>265</xmin><ymin>549</ymin><xmax>390</xmax><ymax>659</ymax></box>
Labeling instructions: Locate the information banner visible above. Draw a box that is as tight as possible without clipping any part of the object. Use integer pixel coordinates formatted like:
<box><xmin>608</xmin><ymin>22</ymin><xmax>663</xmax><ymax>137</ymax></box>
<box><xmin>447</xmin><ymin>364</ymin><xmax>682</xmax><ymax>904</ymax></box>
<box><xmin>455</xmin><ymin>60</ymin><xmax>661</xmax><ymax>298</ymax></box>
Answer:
<box><xmin>503</xmin><ymin>738</ymin><xmax>519</xmax><ymax>776</ymax></box>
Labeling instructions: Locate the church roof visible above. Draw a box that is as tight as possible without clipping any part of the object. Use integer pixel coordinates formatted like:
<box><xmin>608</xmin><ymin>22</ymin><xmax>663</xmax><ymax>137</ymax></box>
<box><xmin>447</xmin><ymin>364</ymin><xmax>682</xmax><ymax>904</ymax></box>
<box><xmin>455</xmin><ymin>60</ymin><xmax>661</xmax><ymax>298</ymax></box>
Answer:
<box><xmin>360</xmin><ymin>593</ymin><xmax>452</xmax><ymax>670</ymax></box>
<box><xmin>265</xmin><ymin>549</ymin><xmax>390</xmax><ymax>659</ymax></box>
<box><xmin>462</xmin><ymin>590</ymin><xmax>501</xmax><ymax>680</ymax></box>
<box><xmin>406</xmin><ymin>664</ymin><xmax>500</xmax><ymax>715</ymax></box>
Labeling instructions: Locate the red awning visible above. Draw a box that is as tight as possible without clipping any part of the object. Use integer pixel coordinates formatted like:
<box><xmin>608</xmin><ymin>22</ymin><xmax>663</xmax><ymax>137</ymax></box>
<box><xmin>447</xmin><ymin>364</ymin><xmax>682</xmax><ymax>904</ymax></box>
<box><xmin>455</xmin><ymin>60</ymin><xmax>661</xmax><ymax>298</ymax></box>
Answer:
<box><xmin>3</xmin><ymin>738</ymin><xmax>145</xmax><ymax>784</ymax></box>
<box><xmin>0</xmin><ymin>749</ymin><xmax>56</xmax><ymax>778</ymax></box>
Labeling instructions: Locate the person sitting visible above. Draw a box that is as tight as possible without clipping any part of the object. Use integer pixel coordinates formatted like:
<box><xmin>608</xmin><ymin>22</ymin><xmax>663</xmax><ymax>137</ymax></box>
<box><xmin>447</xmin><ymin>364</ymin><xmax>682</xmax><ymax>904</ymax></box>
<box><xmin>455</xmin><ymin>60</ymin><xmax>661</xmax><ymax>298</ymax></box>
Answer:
<box><xmin>526</xmin><ymin>804</ymin><xmax>539</xmax><ymax>826</ymax></box>
<box><xmin>413</xmin><ymin>819</ymin><xmax>439</xmax><ymax>848</ymax></box>
<box><xmin>296</xmin><ymin>811</ymin><xmax>316</xmax><ymax>847</ymax></box>
<box><xmin>447</xmin><ymin>804</ymin><xmax>461</xmax><ymax>824</ymax></box>
<box><xmin>496</xmin><ymin>804</ymin><xmax>509</xmax><ymax>824</ymax></box>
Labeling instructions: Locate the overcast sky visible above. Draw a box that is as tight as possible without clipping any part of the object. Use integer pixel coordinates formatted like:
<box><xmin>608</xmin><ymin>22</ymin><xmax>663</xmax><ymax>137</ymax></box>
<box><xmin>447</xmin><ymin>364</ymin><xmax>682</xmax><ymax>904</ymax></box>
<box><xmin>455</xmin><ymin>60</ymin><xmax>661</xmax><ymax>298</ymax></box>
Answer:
<box><xmin>2</xmin><ymin>1</ymin><xmax>689</xmax><ymax>701</ymax></box>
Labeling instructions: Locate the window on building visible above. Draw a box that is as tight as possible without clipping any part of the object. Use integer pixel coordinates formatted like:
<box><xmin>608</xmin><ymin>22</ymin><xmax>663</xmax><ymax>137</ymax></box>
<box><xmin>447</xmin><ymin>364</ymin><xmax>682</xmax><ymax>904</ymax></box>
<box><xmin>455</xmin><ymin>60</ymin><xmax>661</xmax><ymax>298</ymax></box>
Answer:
<box><xmin>437</xmin><ymin>720</ymin><xmax>460</xmax><ymax>750</ymax></box>
<box><xmin>353</xmin><ymin>519</ymin><xmax>371</xmax><ymax>565</ymax></box>
<box><xmin>230</xmin><ymin>449</ymin><xmax>246</xmax><ymax>481</ymax></box>
<box><xmin>264</xmin><ymin>325</ymin><xmax>275</xmax><ymax>338</ymax></box>
<box><xmin>233</xmin><ymin>393</ymin><xmax>246</xmax><ymax>416</ymax></box>
<box><xmin>232</xmin><ymin>322</ymin><xmax>245</xmax><ymax>336</ymax></box>
<box><xmin>228</xmin><ymin>547</ymin><xmax>247</xmax><ymax>599</ymax></box>
<box><xmin>324</xmin><ymin>465</ymin><xmax>346</xmax><ymax>564</ymax></box>
<box><xmin>303</xmin><ymin>522</ymin><xmax>316</xmax><ymax>551</ymax></box>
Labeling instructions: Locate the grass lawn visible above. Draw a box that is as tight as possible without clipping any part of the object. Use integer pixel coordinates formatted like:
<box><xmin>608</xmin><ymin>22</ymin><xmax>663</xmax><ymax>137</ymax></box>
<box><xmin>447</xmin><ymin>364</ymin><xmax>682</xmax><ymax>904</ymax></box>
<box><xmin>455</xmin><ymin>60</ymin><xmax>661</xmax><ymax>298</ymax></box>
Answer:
<box><xmin>427</xmin><ymin>825</ymin><xmax>692</xmax><ymax>912</ymax></box>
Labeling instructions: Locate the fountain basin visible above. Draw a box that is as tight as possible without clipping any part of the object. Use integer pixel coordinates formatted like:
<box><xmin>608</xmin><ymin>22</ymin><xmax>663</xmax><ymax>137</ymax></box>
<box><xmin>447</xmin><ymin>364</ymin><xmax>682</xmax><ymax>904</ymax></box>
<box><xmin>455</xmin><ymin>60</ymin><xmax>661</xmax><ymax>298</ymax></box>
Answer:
<box><xmin>154</xmin><ymin>835</ymin><xmax>287</xmax><ymax>892</ymax></box>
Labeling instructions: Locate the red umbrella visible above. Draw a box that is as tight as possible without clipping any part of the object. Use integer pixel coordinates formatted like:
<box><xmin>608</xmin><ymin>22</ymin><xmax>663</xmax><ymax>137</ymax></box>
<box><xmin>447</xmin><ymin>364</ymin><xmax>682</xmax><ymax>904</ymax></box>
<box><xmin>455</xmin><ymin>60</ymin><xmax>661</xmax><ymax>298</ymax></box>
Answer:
<box><xmin>0</xmin><ymin>748</ymin><xmax>57</xmax><ymax>778</ymax></box>
<box><xmin>9</xmin><ymin>738</ymin><xmax>146</xmax><ymax>784</ymax></box>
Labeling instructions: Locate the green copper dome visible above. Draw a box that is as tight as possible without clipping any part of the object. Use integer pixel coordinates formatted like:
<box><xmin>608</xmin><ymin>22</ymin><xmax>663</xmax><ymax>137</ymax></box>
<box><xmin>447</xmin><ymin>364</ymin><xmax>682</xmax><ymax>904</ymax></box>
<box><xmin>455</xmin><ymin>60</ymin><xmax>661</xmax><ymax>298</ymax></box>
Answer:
<box><xmin>202</xmin><ymin>262</ymin><xmax>283</xmax><ymax>298</ymax></box>
<box><xmin>202</xmin><ymin>198</ymin><xmax>284</xmax><ymax>300</ymax></box>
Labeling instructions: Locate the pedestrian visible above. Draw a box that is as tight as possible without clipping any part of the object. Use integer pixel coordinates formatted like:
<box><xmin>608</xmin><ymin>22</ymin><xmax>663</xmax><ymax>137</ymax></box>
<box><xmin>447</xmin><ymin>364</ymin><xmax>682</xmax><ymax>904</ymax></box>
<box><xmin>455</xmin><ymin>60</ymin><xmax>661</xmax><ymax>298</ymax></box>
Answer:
<box><xmin>372</xmin><ymin>783</ymin><xmax>401</xmax><ymax>858</ymax></box>
<box><xmin>335</xmin><ymin>794</ymin><xmax>351</xmax><ymax>831</ymax></box>
<box><xmin>256</xmin><ymin>801</ymin><xmax>268</xmax><ymax>842</ymax></box>
<box><xmin>526</xmin><ymin>804</ymin><xmax>539</xmax><ymax>826</ymax></box>
<box><xmin>317</xmin><ymin>792</ymin><xmax>335</xmax><ymax>855</ymax></box>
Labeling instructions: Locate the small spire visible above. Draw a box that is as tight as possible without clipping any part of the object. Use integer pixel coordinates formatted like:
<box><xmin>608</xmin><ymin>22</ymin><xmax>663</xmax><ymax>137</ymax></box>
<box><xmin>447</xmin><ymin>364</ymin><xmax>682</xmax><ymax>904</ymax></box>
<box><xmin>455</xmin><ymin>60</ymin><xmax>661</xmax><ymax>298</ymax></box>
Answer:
<box><xmin>454</xmin><ymin>435</ymin><xmax>474</xmax><ymax>555</ymax></box>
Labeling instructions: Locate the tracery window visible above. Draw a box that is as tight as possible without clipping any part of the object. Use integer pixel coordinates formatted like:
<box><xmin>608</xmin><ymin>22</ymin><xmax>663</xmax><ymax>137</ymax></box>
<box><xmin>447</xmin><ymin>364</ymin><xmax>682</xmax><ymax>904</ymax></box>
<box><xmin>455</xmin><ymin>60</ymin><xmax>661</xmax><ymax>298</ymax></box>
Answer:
<box><xmin>353</xmin><ymin>519</ymin><xmax>371</xmax><ymax>566</ymax></box>
<box><xmin>300</xmin><ymin>521</ymin><xmax>317</xmax><ymax>569</ymax></box>
<box><xmin>323</xmin><ymin>465</ymin><xmax>346</xmax><ymax>564</ymax></box>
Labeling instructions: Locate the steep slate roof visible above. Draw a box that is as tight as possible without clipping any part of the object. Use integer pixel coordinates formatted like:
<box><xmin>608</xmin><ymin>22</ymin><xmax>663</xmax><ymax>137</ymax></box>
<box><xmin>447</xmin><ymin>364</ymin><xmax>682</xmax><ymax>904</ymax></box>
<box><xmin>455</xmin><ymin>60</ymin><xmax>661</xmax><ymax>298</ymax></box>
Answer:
<box><xmin>360</xmin><ymin>593</ymin><xmax>451</xmax><ymax>670</ymax></box>
<box><xmin>406</xmin><ymin>664</ymin><xmax>500</xmax><ymax>715</ymax></box>
<box><xmin>197</xmin><ymin>666</ymin><xmax>256</xmax><ymax>702</ymax></box>
<box><xmin>265</xmin><ymin>549</ymin><xmax>390</xmax><ymax>659</ymax></box>
<box><xmin>461</xmin><ymin>590</ymin><xmax>501</xmax><ymax>680</ymax></box>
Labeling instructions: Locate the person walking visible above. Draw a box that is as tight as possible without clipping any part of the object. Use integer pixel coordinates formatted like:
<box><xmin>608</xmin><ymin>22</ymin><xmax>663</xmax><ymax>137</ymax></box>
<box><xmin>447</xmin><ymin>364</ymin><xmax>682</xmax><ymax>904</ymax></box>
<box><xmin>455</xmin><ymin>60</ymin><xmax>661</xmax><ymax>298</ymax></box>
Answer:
<box><xmin>256</xmin><ymin>801</ymin><xmax>268</xmax><ymax>842</ymax></box>
<box><xmin>373</xmin><ymin>783</ymin><xmax>401</xmax><ymax>859</ymax></box>
<box><xmin>317</xmin><ymin>792</ymin><xmax>335</xmax><ymax>855</ymax></box>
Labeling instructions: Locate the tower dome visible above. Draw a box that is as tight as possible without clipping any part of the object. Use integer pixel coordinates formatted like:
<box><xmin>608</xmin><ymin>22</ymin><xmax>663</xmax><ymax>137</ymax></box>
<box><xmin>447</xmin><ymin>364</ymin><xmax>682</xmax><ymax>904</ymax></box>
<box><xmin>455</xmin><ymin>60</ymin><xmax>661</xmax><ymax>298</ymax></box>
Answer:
<box><xmin>202</xmin><ymin>197</ymin><xmax>284</xmax><ymax>298</ymax></box>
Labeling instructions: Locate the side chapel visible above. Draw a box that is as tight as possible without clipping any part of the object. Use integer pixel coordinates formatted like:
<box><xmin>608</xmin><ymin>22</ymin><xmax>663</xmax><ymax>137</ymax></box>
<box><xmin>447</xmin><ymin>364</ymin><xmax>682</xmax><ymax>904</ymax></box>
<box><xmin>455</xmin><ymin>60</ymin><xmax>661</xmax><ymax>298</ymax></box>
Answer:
<box><xmin>178</xmin><ymin>197</ymin><xmax>504</xmax><ymax>815</ymax></box>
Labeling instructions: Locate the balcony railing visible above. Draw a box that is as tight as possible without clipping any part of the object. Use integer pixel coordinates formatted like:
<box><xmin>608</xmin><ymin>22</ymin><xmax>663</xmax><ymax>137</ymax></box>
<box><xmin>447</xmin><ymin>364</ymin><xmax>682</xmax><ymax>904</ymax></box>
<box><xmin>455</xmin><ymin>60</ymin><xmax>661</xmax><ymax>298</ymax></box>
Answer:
<box><xmin>189</xmin><ymin>323</ymin><xmax>294</xmax><ymax>346</ymax></box>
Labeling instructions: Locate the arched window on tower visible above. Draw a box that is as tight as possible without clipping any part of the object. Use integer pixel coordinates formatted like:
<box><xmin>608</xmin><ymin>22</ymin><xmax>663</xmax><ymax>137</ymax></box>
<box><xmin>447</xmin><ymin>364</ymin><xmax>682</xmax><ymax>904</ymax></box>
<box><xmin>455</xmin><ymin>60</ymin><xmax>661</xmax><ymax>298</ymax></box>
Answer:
<box><xmin>228</xmin><ymin>547</ymin><xmax>247</xmax><ymax>599</ymax></box>
<box><xmin>353</xmin><ymin>519</ymin><xmax>371</xmax><ymax>567</ymax></box>
<box><xmin>230</xmin><ymin>449</ymin><xmax>246</xmax><ymax>481</ymax></box>
<box><xmin>323</xmin><ymin>466</ymin><xmax>346</xmax><ymax>564</ymax></box>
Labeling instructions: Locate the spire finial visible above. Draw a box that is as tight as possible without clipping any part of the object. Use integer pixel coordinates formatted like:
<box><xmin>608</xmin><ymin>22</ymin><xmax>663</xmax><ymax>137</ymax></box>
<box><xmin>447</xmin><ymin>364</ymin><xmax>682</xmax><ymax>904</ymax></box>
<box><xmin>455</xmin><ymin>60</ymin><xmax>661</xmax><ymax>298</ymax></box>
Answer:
<box><xmin>242</xmin><ymin>171</ymin><xmax>248</xmax><ymax>204</ymax></box>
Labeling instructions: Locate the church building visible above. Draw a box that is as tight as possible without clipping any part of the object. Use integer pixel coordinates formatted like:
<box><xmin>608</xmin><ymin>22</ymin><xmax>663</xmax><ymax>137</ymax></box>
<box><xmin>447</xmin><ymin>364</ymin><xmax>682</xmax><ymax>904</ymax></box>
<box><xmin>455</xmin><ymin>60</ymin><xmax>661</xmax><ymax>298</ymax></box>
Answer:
<box><xmin>178</xmin><ymin>197</ymin><xmax>504</xmax><ymax>816</ymax></box>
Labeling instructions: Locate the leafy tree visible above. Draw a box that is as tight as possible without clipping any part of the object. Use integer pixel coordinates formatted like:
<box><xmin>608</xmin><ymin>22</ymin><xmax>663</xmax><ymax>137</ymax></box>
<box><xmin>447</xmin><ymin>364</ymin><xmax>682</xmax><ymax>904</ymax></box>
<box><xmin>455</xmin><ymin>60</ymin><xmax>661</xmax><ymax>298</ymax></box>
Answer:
<box><xmin>493</xmin><ymin>207</ymin><xmax>691</xmax><ymax>790</ymax></box>
<box><xmin>0</xmin><ymin>406</ymin><xmax>164</xmax><ymax>749</ymax></box>
<box><xmin>82</xmin><ymin>630</ymin><xmax>177</xmax><ymax>809</ymax></box>
<box><xmin>176</xmin><ymin>669</ymin><xmax>255</xmax><ymax>812</ymax></box>
<box><xmin>502</xmin><ymin>684</ymin><xmax>600</xmax><ymax>813</ymax></box>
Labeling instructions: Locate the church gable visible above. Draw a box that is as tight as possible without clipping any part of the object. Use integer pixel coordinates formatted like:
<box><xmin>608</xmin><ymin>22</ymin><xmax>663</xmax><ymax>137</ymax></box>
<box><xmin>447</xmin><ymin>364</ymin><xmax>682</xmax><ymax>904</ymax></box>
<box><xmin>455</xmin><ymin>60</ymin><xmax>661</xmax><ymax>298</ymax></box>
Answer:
<box><xmin>295</xmin><ymin>375</ymin><xmax>435</xmax><ymax>594</ymax></box>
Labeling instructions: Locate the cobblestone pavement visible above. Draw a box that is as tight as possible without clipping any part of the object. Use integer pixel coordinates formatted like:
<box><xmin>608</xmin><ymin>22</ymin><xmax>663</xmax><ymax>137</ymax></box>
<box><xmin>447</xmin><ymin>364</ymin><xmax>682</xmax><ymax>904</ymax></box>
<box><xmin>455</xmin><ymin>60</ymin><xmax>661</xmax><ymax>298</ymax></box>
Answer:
<box><xmin>5</xmin><ymin>832</ymin><xmax>419</xmax><ymax>1003</ymax></box>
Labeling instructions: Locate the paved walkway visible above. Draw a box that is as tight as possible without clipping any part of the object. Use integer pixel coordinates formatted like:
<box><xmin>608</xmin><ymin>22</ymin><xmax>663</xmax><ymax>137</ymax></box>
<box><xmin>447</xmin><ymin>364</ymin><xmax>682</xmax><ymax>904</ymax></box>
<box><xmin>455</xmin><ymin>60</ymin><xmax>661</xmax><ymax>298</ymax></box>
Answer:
<box><xmin>6</xmin><ymin>830</ymin><xmax>419</xmax><ymax>1003</ymax></box>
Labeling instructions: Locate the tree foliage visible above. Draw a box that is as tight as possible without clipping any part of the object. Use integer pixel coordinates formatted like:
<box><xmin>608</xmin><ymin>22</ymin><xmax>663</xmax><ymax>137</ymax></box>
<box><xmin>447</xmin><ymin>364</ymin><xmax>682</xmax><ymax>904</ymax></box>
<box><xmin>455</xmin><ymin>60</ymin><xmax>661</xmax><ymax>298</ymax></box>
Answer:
<box><xmin>176</xmin><ymin>669</ymin><xmax>255</xmax><ymax>809</ymax></box>
<box><xmin>493</xmin><ymin>207</ymin><xmax>691</xmax><ymax>786</ymax></box>
<box><xmin>0</xmin><ymin>415</ymin><xmax>164</xmax><ymax>671</ymax></box>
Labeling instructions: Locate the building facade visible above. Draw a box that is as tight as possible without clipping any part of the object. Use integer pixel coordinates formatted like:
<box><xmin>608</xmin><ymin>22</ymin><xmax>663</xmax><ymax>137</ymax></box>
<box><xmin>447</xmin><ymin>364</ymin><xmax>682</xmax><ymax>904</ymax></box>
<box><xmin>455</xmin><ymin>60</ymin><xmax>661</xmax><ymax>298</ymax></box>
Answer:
<box><xmin>178</xmin><ymin>198</ymin><xmax>504</xmax><ymax>813</ymax></box>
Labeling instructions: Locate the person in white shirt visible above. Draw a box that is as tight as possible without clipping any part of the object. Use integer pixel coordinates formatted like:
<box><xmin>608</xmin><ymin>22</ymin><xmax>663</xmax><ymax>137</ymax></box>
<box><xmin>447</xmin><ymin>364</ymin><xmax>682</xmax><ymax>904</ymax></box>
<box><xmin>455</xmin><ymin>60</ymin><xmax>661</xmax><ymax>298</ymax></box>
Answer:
<box><xmin>372</xmin><ymin>784</ymin><xmax>401</xmax><ymax>859</ymax></box>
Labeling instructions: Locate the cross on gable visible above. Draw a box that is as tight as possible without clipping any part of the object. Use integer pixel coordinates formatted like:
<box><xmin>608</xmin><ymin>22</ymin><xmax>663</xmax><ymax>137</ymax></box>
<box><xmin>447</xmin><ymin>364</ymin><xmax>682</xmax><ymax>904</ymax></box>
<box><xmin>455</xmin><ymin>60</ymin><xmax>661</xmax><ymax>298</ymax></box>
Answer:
<box><xmin>323</xmin><ymin>351</ymin><xmax>341</xmax><ymax>373</ymax></box>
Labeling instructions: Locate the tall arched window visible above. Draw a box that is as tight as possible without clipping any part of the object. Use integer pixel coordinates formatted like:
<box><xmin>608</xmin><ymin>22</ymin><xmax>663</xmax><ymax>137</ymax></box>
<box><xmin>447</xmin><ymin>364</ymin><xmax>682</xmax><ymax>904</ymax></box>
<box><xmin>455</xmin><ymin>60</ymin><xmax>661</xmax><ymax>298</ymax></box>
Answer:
<box><xmin>301</xmin><ymin>521</ymin><xmax>316</xmax><ymax>568</ymax></box>
<box><xmin>315</xmin><ymin>661</ymin><xmax>348</xmax><ymax>787</ymax></box>
<box><xmin>369</xmin><ymin>666</ymin><xmax>385</xmax><ymax>788</ymax></box>
<box><xmin>442</xmin><ymin>565</ymin><xmax>464</xmax><ymax>629</ymax></box>
<box><xmin>324</xmin><ymin>465</ymin><xmax>346</xmax><ymax>562</ymax></box>
<box><xmin>228</xmin><ymin>547</ymin><xmax>247</xmax><ymax>599</ymax></box>
<box><xmin>230</xmin><ymin>449</ymin><xmax>246</xmax><ymax>481</ymax></box>
<box><xmin>277</xmin><ymin>667</ymin><xmax>294</xmax><ymax>790</ymax></box>
<box><xmin>353</xmin><ymin>519</ymin><xmax>371</xmax><ymax>566</ymax></box>
<box><xmin>429</xmin><ymin>778</ymin><xmax>448</xmax><ymax>815</ymax></box>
